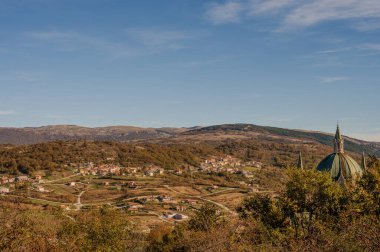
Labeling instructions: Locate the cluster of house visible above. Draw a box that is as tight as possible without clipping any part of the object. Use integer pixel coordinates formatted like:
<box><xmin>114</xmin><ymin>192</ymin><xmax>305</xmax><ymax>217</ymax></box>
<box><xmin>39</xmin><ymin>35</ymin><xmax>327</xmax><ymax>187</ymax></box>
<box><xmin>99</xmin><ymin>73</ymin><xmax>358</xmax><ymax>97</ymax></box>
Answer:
<box><xmin>123</xmin><ymin>195</ymin><xmax>199</xmax><ymax>215</ymax></box>
<box><xmin>203</xmin><ymin>155</ymin><xmax>242</xmax><ymax>168</ymax></box>
<box><xmin>0</xmin><ymin>175</ymin><xmax>40</xmax><ymax>194</ymax></box>
<box><xmin>132</xmin><ymin>194</ymin><xmax>177</xmax><ymax>205</ymax></box>
<box><xmin>78</xmin><ymin>163</ymin><xmax>123</xmax><ymax>176</ymax></box>
<box><xmin>1</xmin><ymin>175</ymin><xmax>29</xmax><ymax>185</ymax></box>
<box><xmin>200</xmin><ymin>156</ymin><xmax>263</xmax><ymax>174</ymax></box>
<box><xmin>127</xmin><ymin>200</ymin><xmax>188</xmax><ymax>221</ymax></box>
<box><xmin>77</xmin><ymin>162</ymin><xmax>168</xmax><ymax>178</ymax></box>
<box><xmin>144</xmin><ymin>166</ymin><xmax>165</xmax><ymax>177</ymax></box>
<box><xmin>126</xmin><ymin>203</ymin><xmax>189</xmax><ymax>221</ymax></box>
<box><xmin>74</xmin><ymin>154</ymin><xmax>263</xmax><ymax>179</ymax></box>
<box><xmin>33</xmin><ymin>185</ymin><xmax>47</xmax><ymax>192</ymax></box>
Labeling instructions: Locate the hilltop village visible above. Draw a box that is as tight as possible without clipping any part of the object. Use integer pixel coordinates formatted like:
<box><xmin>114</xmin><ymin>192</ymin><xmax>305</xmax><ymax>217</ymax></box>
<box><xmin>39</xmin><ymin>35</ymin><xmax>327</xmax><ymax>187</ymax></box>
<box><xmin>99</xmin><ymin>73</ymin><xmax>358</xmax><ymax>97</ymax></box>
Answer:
<box><xmin>0</xmin><ymin>154</ymin><xmax>263</xmax><ymax>189</ymax></box>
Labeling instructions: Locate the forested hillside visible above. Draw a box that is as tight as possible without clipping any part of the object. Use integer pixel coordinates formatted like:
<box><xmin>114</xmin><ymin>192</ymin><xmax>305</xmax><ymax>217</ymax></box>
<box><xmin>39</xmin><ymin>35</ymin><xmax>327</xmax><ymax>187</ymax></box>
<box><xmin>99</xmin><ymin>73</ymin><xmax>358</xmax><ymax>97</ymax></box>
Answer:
<box><xmin>187</xmin><ymin>124</ymin><xmax>380</xmax><ymax>156</ymax></box>
<box><xmin>0</xmin><ymin>141</ymin><xmax>217</xmax><ymax>174</ymax></box>
<box><xmin>0</xmin><ymin>138</ymin><xmax>358</xmax><ymax>175</ymax></box>
<box><xmin>0</xmin><ymin>124</ymin><xmax>379</xmax><ymax>158</ymax></box>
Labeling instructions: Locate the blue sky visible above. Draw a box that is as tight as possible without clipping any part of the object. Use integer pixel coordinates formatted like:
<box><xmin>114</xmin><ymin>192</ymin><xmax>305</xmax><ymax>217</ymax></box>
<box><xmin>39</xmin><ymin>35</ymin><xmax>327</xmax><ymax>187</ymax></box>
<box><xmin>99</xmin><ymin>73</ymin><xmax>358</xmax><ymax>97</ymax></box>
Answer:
<box><xmin>1</xmin><ymin>0</ymin><xmax>380</xmax><ymax>141</ymax></box>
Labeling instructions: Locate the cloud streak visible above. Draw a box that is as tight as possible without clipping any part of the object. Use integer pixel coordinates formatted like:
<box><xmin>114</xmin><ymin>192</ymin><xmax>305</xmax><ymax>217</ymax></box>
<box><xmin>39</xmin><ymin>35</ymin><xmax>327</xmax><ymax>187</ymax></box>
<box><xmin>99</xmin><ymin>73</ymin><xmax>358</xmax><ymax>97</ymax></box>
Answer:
<box><xmin>284</xmin><ymin>0</ymin><xmax>380</xmax><ymax>29</ymax></box>
<box><xmin>249</xmin><ymin>0</ymin><xmax>295</xmax><ymax>15</ymax></box>
<box><xmin>26</xmin><ymin>29</ymin><xmax>204</xmax><ymax>59</ymax></box>
<box><xmin>205</xmin><ymin>1</ymin><xmax>244</xmax><ymax>24</ymax></box>
<box><xmin>359</xmin><ymin>43</ymin><xmax>380</xmax><ymax>52</ymax></box>
<box><xmin>26</xmin><ymin>31</ymin><xmax>136</xmax><ymax>58</ymax></box>
<box><xmin>205</xmin><ymin>0</ymin><xmax>380</xmax><ymax>30</ymax></box>
<box><xmin>0</xmin><ymin>110</ymin><xmax>16</xmax><ymax>116</ymax></box>
<box><xmin>126</xmin><ymin>29</ymin><xmax>205</xmax><ymax>53</ymax></box>
<box><xmin>320</xmin><ymin>76</ymin><xmax>350</xmax><ymax>83</ymax></box>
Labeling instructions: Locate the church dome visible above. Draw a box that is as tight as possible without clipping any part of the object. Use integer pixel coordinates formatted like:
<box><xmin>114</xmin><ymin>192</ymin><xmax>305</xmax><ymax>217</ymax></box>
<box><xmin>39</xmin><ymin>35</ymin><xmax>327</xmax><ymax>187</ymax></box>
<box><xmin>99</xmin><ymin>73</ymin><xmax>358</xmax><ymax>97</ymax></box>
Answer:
<box><xmin>316</xmin><ymin>125</ymin><xmax>364</xmax><ymax>184</ymax></box>
<box><xmin>316</xmin><ymin>152</ymin><xmax>363</xmax><ymax>182</ymax></box>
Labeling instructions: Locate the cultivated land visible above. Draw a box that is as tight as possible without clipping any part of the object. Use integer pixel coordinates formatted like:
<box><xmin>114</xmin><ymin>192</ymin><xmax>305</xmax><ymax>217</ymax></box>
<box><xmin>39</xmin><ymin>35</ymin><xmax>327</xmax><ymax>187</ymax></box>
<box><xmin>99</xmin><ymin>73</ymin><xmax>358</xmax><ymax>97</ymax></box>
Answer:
<box><xmin>1</xmin><ymin>165</ymin><xmax>281</xmax><ymax>226</ymax></box>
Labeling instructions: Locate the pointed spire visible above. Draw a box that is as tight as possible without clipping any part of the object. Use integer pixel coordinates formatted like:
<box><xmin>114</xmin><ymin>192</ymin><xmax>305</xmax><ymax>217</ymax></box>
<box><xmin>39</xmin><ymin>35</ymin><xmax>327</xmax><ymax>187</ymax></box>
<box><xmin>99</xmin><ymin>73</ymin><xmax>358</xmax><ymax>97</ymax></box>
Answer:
<box><xmin>333</xmin><ymin>124</ymin><xmax>345</xmax><ymax>153</ymax></box>
<box><xmin>335</xmin><ymin>124</ymin><xmax>342</xmax><ymax>140</ymax></box>
<box><xmin>361</xmin><ymin>151</ymin><xmax>367</xmax><ymax>172</ymax></box>
<box><xmin>297</xmin><ymin>152</ymin><xmax>304</xmax><ymax>170</ymax></box>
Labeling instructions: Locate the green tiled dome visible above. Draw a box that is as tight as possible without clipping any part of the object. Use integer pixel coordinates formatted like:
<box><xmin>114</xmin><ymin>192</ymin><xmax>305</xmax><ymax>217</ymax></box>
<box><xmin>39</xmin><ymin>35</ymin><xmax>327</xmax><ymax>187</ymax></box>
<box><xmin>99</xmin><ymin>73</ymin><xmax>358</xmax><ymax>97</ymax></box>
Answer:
<box><xmin>316</xmin><ymin>153</ymin><xmax>363</xmax><ymax>181</ymax></box>
<box><xmin>316</xmin><ymin>125</ymin><xmax>364</xmax><ymax>184</ymax></box>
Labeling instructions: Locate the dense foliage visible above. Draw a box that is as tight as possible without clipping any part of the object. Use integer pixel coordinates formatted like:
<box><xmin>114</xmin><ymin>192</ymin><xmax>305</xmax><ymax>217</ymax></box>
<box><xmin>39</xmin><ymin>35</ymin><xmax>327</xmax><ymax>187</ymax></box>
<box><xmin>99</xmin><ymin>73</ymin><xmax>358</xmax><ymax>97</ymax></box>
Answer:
<box><xmin>0</xmin><ymin>141</ymin><xmax>218</xmax><ymax>174</ymax></box>
<box><xmin>0</xmin><ymin>138</ymin><xmax>352</xmax><ymax>175</ymax></box>
<box><xmin>216</xmin><ymin>139</ymin><xmax>333</xmax><ymax>168</ymax></box>
<box><xmin>0</xmin><ymin>204</ymin><xmax>145</xmax><ymax>251</ymax></box>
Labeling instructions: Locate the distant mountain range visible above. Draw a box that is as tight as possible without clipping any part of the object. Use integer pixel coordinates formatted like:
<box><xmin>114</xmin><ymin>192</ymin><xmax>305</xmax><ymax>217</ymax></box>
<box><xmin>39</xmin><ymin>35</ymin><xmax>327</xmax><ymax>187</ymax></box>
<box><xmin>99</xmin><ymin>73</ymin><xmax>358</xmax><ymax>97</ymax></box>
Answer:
<box><xmin>0</xmin><ymin>125</ymin><xmax>186</xmax><ymax>145</ymax></box>
<box><xmin>0</xmin><ymin>124</ymin><xmax>379</xmax><ymax>156</ymax></box>
<box><xmin>184</xmin><ymin>124</ymin><xmax>380</xmax><ymax>156</ymax></box>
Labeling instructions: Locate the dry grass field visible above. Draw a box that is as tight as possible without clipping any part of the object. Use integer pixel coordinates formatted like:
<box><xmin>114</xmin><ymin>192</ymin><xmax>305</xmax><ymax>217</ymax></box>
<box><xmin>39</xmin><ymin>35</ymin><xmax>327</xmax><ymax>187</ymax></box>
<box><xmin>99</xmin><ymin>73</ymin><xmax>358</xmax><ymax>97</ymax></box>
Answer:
<box><xmin>205</xmin><ymin>192</ymin><xmax>246</xmax><ymax>209</ymax></box>
<box><xmin>4</xmin><ymin>166</ymin><xmax>282</xmax><ymax>228</ymax></box>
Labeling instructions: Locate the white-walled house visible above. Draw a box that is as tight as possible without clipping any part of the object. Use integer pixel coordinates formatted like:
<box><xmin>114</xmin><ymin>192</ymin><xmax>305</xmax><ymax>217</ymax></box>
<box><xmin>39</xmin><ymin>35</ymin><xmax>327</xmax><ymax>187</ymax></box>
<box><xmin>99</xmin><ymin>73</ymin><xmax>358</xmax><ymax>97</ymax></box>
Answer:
<box><xmin>0</xmin><ymin>187</ymin><xmax>10</xmax><ymax>194</ymax></box>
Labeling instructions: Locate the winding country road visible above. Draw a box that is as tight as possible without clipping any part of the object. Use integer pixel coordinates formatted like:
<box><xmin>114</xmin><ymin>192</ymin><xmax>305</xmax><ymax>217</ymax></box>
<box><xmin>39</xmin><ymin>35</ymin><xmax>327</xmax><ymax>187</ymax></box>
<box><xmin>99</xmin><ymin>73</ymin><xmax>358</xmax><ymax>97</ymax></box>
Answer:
<box><xmin>163</xmin><ymin>185</ymin><xmax>238</xmax><ymax>216</ymax></box>
<box><xmin>43</xmin><ymin>173</ymin><xmax>80</xmax><ymax>184</ymax></box>
<box><xmin>74</xmin><ymin>190</ymin><xmax>86</xmax><ymax>210</ymax></box>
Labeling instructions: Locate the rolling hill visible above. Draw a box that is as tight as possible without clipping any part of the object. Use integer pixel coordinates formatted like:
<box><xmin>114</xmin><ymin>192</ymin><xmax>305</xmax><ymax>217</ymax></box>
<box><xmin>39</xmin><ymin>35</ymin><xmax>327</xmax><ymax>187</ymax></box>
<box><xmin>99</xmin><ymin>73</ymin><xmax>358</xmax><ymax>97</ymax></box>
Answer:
<box><xmin>0</xmin><ymin>125</ymin><xmax>186</xmax><ymax>145</ymax></box>
<box><xmin>0</xmin><ymin>123</ymin><xmax>379</xmax><ymax>156</ymax></box>
<box><xmin>184</xmin><ymin>124</ymin><xmax>380</xmax><ymax>156</ymax></box>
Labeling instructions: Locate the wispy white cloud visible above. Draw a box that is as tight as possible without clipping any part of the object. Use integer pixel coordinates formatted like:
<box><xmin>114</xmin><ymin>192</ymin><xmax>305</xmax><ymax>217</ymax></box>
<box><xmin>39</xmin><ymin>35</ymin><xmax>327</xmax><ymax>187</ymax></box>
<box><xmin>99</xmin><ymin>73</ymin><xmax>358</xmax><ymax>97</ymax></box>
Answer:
<box><xmin>0</xmin><ymin>110</ymin><xmax>16</xmax><ymax>116</ymax></box>
<box><xmin>26</xmin><ymin>29</ymin><xmax>203</xmax><ymax>58</ymax></box>
<box><xmin>13</xmin><ymin>72</ymin><xmax>36</xmax><ymax>82</ymax></box>
<box><xmin>126</xmin><ymin>29</ymin><xmax>204</xmax><ymax>53</ymax></box>
<box><xmin>205</xmin><ymin>0</ymin><xmax>380</xmax><ymax>31</ymax></box>
<box><xmin>320</xmin><ymin>76</ymin><xmax>350</xmax><ymax>83</ymax></box>
<box><xmin>359</xmin><ymin>43</ymin><xmax>380</xmax><ymax>52</ymax></box>
<box><xmin>27</xmin><ymin>31</ymin><xmax>136</xmax><ymax>58</ymax></box>
<box><xmin>297</xmin><ymin>50</ymin><xmax>353</xmax><ymax>68</ymax></box>
<box><xmin>205</xmin><ymin>1</ymin><xmax>244</xmax><ymax>24</ymax></box>
<box><xmin>299</xmin><ymin>43</ymin><xmax>380</xmax><ymax>68</ymax></box>
<box><xmin>177</xmin><ymin>55</ymin><xmax>234</xmax><ymax>68</ymax></box>
<box><xmin>316</xmin><ymin>47</ymin><xmax>353</xmax><ymax>55</ymax></box>
<box><xmin>249</xmin><ymin>0</ymin><xmax>295</xmax><ymax>15</ymax></box>
<box><xmin>284</xmin><ymin>0</ymin><xmax>380</xmax><ymax>29</ymax></box>
<box><xmin>351</xmin><ymin>19</ymin><xmax>380</xmax><ymax>31</ymax></box>
<box><xmin>28</xmin><ymin>31</ymin><xmax>77</xmax><ymax>40</ymax></box>
<box><xmin>205</xmin><ymin>0</ymin><xmax>294</xmax><ymax>24</ymax></box>
<box><xmin>0</xmin><ymin>70</ymin><xmax>49</xmax><ymax>83</ymax></box>
<box><xmin>128</xmin><ymin>30</ymin><xmax>189</xmax><ymax>47</ymax></box>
